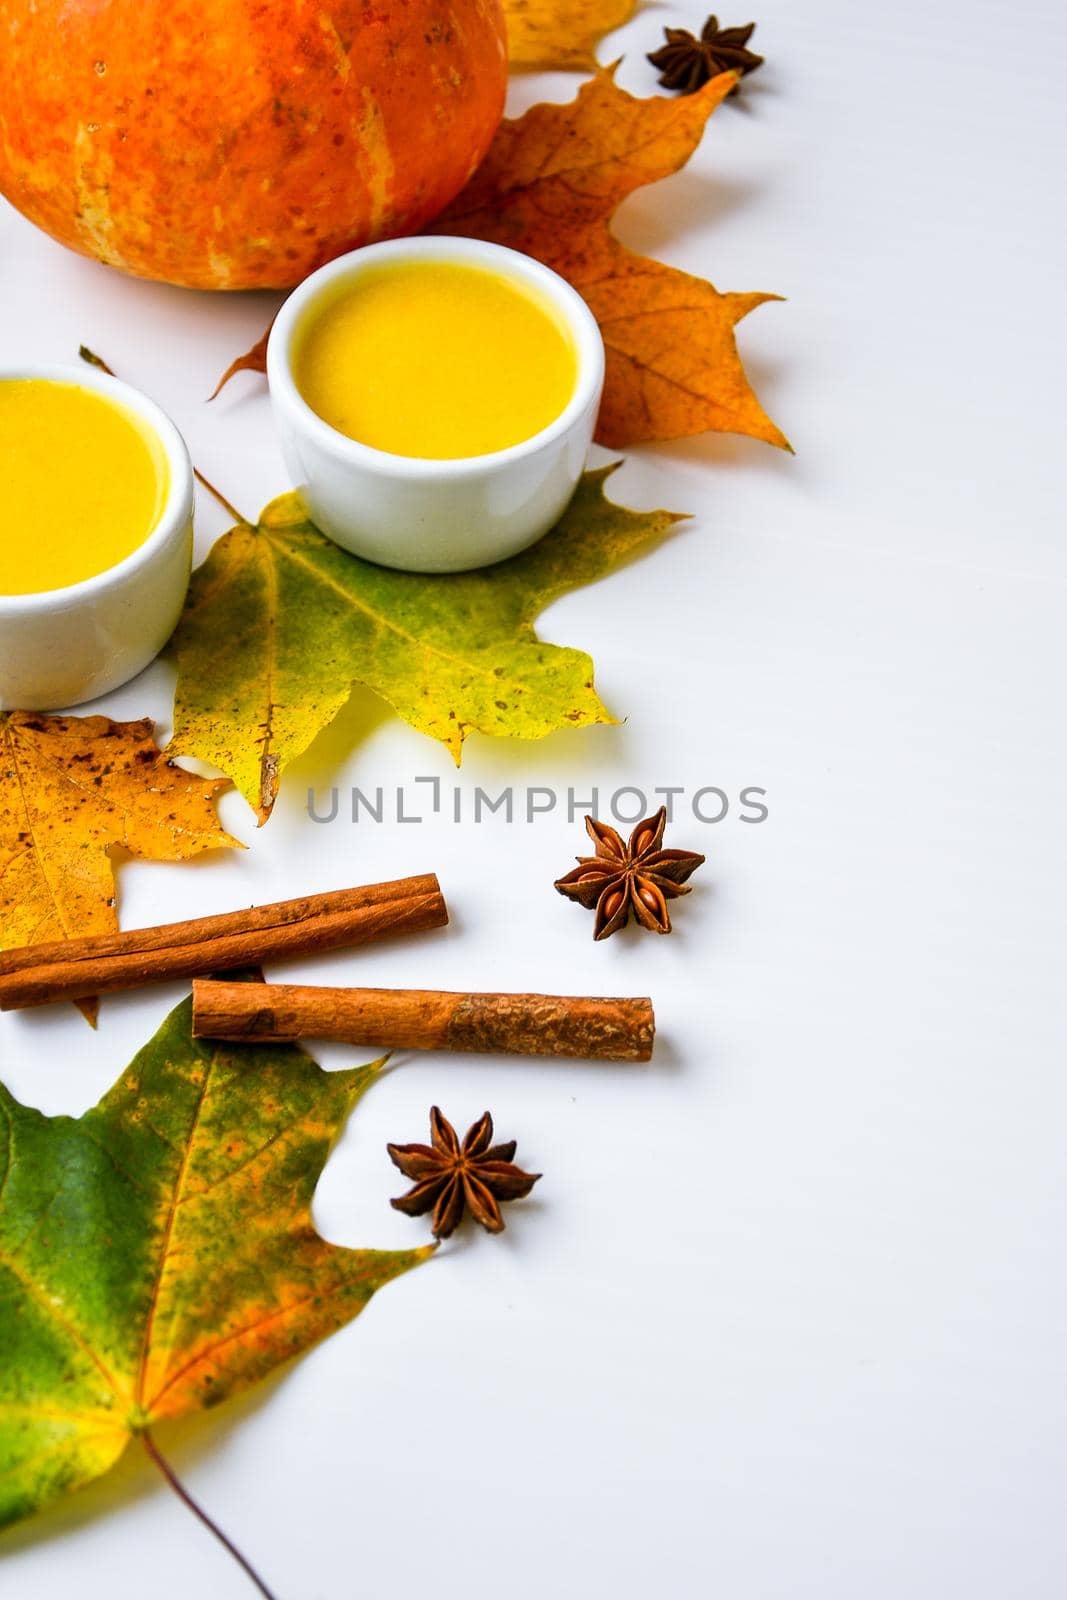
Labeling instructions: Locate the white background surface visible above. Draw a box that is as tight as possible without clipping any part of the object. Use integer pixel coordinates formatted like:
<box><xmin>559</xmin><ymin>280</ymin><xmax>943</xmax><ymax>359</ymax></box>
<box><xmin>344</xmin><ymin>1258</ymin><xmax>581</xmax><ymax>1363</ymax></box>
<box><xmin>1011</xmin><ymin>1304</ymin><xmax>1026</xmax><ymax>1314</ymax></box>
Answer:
<box><xmin>3</xmin><ymin>2</ymin><xmax>1067</xmax><ymax>1595</ymax></box>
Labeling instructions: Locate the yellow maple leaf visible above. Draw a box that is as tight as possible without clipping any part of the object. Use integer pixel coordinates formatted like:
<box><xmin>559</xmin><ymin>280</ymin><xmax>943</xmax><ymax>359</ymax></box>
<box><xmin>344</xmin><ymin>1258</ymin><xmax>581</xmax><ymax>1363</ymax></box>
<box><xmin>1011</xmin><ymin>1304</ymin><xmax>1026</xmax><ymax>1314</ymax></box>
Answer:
<box><xmin>502</xmin><ymin>0</ymin><xmax>635</xmax><ymax>70</ymax></box>
<box><xmin>0</xmin><ymin>714</ymin><xmax>239</xmax><ymax>1014</ymax></box>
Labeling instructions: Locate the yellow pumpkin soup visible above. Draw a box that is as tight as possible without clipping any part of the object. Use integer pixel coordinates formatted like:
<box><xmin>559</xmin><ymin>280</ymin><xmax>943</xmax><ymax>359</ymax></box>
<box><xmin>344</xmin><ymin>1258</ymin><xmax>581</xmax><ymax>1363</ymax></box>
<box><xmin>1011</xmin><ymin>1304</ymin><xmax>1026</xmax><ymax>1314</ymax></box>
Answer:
<box><xmin>294</xmin><ymin>261</ymin><xmax>578</xmax><ymax>459</ymax></box>
<box><xmin>0</xmin><ymin>379</ymin><xmax>168</xmax><ymax>595</ymax></box>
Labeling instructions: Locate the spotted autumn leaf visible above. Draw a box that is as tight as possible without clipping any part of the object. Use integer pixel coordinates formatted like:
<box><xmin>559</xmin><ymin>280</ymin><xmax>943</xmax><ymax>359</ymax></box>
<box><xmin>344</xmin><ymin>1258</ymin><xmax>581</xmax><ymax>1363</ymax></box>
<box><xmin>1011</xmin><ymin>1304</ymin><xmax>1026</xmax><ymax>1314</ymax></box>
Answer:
<box><xmin>502</xmin><ymin>0</ymin><xmax>635</xmax><ymax>70</ymax></box>
<box><xmin>167</xmin><ymin>467</ymin><xmax>683</xmax><ymax>824</ymax></box>
<box><xmin>0</xmin><ymin>990</ymin><xmax>431</xmax><ymax>1530</ymax></box>
<box><xmin>0</xmin><ymin>714</ymin><xmax>239</xmax><ymax>1019</ymax></box>
<box><xmin>214</xmin><ymin>71</ymin><xmax>785</xmax><ymax>451</ymax></box>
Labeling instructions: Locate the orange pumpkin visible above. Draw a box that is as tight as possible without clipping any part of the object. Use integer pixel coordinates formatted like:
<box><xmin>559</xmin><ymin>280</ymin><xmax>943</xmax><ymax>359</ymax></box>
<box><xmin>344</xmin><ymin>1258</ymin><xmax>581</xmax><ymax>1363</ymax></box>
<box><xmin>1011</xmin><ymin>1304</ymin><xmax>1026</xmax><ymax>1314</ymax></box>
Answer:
<box><xmin>0</xmin><ymin>0</ymin><xmax>507</xmax><ymax>290</ymax></box>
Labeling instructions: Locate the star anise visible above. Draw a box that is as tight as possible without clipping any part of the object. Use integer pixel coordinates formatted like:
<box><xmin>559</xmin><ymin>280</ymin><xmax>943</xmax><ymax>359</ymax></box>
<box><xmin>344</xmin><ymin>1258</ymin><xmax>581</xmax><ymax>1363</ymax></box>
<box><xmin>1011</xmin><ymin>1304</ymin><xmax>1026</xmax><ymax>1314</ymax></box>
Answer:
<box><xmin>554</xmin><ymin>807</ymin><xmax>705</xmax><ymax>940</ymax></box>
<box><xmin>647</xmin><ymin>16</ymin><xmax>763</xmax><ymax>95</ymax></box>
<box><xmin>388</xmin><ymin>1107</ymin><xmax>541</xmax><ymax>1238</ymax></box>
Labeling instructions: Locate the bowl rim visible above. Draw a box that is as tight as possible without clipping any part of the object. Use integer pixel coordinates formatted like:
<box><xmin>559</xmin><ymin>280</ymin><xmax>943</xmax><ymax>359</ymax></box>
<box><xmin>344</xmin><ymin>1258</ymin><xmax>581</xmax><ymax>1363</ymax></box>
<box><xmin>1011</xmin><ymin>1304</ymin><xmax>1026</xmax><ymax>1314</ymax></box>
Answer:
<box><xmin>0</xmin><ymin>363</ymin><xmax>194</xmax><ymax>618</ymax></box>
<box><xmin>266</xmin><ymin>235</ymin><xmax>605</xmax><ymax>479</ymax></box>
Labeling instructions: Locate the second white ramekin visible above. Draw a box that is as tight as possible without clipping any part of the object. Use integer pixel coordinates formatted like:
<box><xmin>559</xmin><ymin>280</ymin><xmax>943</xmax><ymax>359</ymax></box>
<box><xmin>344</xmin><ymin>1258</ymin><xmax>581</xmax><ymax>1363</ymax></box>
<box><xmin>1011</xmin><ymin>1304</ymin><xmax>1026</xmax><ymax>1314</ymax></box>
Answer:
<box><xmin>266</xmin><ymin>237</ymin><xmax>605</xmax><ymax>573</ymax></box>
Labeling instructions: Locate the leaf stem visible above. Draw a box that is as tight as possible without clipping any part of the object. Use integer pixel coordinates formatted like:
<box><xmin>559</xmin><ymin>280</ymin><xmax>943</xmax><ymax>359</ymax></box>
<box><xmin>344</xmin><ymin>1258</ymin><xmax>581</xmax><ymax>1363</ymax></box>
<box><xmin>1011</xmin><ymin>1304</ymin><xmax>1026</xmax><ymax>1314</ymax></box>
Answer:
<box><xmin>193</xmin><ymin>467</ymin><xmax>250</xmax><ymax>526</ymax></box>
<box><xmin>141</xmin><ymin>1430</ymin><xmax>279</xmax><ymax>1600</ymax></box>
<box><xmin>78</xmin><ymin>345</ymin><xmax>252</xmax><ymax>526</ymax></box>
<box><xmin>78</xmin><ymin>344</ymin><xmax>115</xmax><ymax>376</ymax></box>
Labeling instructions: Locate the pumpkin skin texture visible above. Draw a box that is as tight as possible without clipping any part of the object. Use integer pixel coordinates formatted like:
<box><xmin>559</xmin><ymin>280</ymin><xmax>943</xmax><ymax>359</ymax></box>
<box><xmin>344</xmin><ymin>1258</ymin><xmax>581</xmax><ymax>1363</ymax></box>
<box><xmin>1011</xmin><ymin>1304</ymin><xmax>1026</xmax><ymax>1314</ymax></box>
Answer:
<box><xmin>0</xmin><ymin>0</ymin><xmax>507</xmax><ymax>290</ymax></box>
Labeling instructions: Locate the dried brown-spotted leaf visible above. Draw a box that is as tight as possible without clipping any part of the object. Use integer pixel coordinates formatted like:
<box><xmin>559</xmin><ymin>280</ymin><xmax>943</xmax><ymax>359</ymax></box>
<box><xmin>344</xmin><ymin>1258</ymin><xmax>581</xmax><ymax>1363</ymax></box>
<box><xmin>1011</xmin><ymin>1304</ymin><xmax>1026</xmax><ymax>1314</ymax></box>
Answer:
<box><xmin>0</xmin><ymin>714</ymin><xmax>239</xmax><ymax>1014</ymax></box>
<box><xmin>214</xmin><ymin>70</ymin><xmax>786</xmax><ymax>451</ymax></box>
<box><xmin>503</xmin><ymin>0</ymin><xmax>635</xmax><ymax>70</ymax></box>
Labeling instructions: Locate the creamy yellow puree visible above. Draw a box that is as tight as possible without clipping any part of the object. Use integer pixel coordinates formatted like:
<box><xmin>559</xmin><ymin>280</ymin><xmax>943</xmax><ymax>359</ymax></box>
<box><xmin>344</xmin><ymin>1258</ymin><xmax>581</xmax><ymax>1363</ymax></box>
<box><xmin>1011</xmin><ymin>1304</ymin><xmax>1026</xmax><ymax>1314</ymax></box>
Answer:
<box><xmin>0</xmin><ymin>378</ymin><xmax>168</xmax><ymax>596</ymax></box>
<box><xmin>294</xmin><ymin>261</ymin><xmax>578</xmax><ymax>459</ymax></box>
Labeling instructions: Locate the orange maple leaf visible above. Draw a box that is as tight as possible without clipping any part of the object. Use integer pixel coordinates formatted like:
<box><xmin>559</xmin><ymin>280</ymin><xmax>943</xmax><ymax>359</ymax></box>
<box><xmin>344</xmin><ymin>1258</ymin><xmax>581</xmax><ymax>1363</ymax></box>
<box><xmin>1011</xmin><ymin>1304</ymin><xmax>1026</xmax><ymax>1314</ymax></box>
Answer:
<box><xmin>212</xmin><ymin>71</ymin><xmax>786</xmax><ymax>452</ymax></box>
<box><xmin>431</xmin><ymin>67</ymin><xmax>789</xmax><ymax>450</ymax></box>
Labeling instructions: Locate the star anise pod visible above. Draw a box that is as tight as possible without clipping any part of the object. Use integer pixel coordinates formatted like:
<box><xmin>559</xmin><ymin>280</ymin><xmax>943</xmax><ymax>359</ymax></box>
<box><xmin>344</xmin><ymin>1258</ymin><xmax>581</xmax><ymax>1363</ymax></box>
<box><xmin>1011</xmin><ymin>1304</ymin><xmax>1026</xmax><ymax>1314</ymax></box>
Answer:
<box><xmin>647</xmin><ymin>16</ymin><xmax>763</xmax><ymax>95</ymax></box>
<box><xmin>388</xmin><ymin>1107</ymin><xmax>541</xmax><ymax>1238</ymax></box>
<box><xmin>554</xmin><ymin>807</ymin><xmax>705</xmax><ymax>940</ymax></box>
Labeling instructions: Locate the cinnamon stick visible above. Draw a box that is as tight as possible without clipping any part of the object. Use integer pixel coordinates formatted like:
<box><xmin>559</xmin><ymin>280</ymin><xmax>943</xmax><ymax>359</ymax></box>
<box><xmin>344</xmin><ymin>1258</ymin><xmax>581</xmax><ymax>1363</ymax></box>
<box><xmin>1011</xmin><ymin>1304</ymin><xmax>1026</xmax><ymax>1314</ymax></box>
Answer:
<box><xmin>192</xmin><ymin>981</ymin><xmax>655</xmax><ymax>1062</ymax></box>
<box><xmin>0</xmin><ymin>876</ymin><xmax>448</xmax><ymax>1010</ymax></box>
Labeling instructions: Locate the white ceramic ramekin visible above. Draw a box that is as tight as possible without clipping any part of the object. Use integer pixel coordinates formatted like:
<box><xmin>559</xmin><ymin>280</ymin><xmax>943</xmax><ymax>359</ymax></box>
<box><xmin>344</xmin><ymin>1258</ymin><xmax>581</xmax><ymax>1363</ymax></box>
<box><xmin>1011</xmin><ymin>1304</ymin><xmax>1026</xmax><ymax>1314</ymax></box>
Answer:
<box><xmin>267</xmin><ymin>237</ymin><xmax>605</xmax><ymax>573</ymax></box>
<box><xmin>0</xmin><ymin>364</ymin><xmax>194</xmax><ymax>712</ymax></box>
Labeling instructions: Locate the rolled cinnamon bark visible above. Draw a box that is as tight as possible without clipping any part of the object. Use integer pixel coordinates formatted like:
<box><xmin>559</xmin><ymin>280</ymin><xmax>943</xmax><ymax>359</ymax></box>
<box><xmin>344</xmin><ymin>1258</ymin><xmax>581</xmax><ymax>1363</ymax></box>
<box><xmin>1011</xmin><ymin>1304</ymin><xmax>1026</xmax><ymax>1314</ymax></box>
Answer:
<box><xmin>192</xmin><ymin>981</ymin><xmax>655</xmax><ymax>1062</ymax></box>
<box><xmin>0</xmin><ymin>876</ymin><xmax>448</xmax><ymax>1010</ymax></box>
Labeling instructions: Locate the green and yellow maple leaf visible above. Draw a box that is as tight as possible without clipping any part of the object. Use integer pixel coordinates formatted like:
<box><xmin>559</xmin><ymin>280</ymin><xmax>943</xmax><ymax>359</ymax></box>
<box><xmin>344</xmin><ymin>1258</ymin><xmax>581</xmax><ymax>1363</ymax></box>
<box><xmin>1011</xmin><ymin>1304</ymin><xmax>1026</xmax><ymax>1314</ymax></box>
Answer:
<box><xmin>0</xmin><ymin>990</ymin><xmax>430</xmax><ymax>1530</ymax></box>
<box><xmin>167</xmin><ymin>467</ymin><xmax>683</xmax><ymax>823</ymax></box>
<box><xmin>502</xmin><ymin>0</ymin><xmax>635</xmax><ymax>70</ymax></box>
